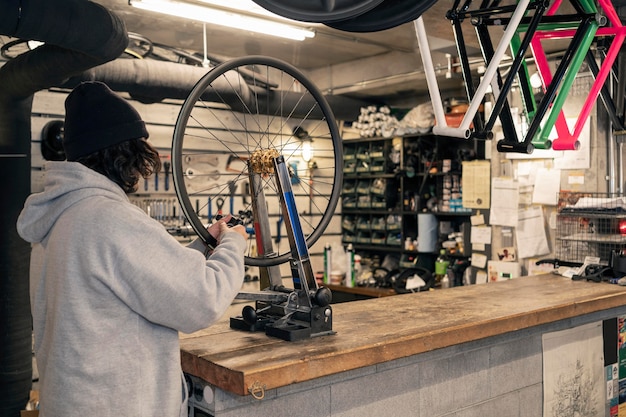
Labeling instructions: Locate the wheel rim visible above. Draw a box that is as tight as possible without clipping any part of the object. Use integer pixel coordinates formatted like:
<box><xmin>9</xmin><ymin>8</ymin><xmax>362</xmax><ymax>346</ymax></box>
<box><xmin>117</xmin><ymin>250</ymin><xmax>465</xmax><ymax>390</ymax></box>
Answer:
<box><xmin>251</xmin><ymin>0</ymin><xmax>384</xmax><ymax>23</ymax></box>
<box><xmin>325</xmin><ymin>0</ymin><xmax>439</xmax><ymax>32</ymax></box>
<box><xmin>172</xmin><ymin>55</ymin><xmax>342</xmax><ymax>267</ymax></box>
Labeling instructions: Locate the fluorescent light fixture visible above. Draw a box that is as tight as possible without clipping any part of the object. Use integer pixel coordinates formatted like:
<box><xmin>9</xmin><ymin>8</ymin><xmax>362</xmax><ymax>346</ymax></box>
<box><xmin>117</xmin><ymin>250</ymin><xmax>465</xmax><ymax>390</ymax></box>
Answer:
<box><xmin>129</xmin><ymin>0</ymin><xmax>315</xmax><ymax>41</ymax></box>
<box><xmin>197</xmin><ymin>0</ymin><xmax>291</xmax><ymax>20</ymax></box>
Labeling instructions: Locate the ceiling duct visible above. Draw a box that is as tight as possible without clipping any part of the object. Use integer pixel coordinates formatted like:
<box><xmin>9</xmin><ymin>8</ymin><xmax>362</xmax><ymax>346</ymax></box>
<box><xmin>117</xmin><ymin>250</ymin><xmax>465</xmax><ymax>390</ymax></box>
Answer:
<box><xmin>0</xmin><ymin>0</ymin><xmax>128</xmax><ymax>99</ymax></box>
<box><xmin>56</xmin><ymin>58</ymin><xmax>368</xmax><ymax>120</ymax></box>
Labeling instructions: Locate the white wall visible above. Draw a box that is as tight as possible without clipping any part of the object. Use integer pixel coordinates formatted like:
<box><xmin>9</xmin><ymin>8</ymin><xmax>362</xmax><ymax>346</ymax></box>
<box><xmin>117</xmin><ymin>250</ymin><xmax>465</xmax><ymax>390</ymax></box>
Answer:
<box><xmin>30</xmin><ymin>88</ymin><xmax>344</xmax><ymax>284</ymax></box>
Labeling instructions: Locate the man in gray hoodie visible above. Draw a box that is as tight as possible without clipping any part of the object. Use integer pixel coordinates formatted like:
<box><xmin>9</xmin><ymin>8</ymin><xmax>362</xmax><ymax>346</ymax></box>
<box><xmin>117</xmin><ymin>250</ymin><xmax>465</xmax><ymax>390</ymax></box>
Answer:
<box><xmin>17</xmin><ymin>81</ymin><xmax>248</xmax><ymax>417</ymax></box>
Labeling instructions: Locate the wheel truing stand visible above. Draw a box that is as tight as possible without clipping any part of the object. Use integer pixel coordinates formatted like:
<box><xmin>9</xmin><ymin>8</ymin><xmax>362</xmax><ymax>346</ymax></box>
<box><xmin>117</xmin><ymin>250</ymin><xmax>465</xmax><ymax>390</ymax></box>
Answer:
<box><xmin>230</xmin><ymin>153</ymin><xmax>334</xmax><ymax>341</ymax></box>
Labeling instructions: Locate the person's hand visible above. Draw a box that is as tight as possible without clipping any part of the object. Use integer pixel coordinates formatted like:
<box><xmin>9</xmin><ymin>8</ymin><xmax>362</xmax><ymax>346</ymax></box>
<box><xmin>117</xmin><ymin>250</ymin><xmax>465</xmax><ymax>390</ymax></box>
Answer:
<box><xmin>207</xmin><ymin>214</ymin><xmax>247</xmax><ymax>245</ymax></box>
<box><xmin>219</xmin><ymin>222</ymin><xmax>248</xmax><ymax>241</ymax></box>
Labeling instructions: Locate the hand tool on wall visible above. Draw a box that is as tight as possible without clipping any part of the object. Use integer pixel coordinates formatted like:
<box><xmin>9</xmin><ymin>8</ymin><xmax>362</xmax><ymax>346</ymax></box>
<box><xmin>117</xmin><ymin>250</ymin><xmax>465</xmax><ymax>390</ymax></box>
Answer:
<box><xmin>275</xmin><ymin>215</ymin><xmax>283</xmax><ymax>245</ymax></box>
<box><xmin>228</xmin><ymin>181</ymin><xmax>237</xmax><ymax>213</ymax></box>
<box><xmin>215</xmin><ymin>197</ymin><xmax>225</xmax><ymax>216</ymax></box>
<box><xmin>185</xmin><ymin>154</ymin><xmax>220</xmax><ymax>167</ymax></box>
<box><xmin>154</xmin><ymin>170</ymin><xmax>159</xmax><ymax>191</ymax></box>
<box><xmin>163</xmin><ymin>159</ymin><xmax>171</xmax><ymax>191</ymax></box>
<box><xmin>289</xmin><ymin>162</ymin><xmax>300</xmax><ymax>184</ymax></box>
<box><xmin>242</xmin><ymin>181</ymin><xmax>250</xmax><ymax>205</ymax></box>
<box><xmin>185</xmin><ymin>167</ymin><xmax>221</xmax><ymax>181</ymax></box>
<box><xmin>308</xmin><ymin>161</ymin><xmax>317</xmax><ymax>216</ymax></box>
<box><xmin>226</xmin><ymin>154</ymin><xmax>247</xmax><ymax>173</ymax></box>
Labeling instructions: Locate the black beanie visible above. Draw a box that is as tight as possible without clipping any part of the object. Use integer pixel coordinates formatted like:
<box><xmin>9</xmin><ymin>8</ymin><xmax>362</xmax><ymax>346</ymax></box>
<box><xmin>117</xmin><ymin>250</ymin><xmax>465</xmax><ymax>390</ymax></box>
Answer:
<box><xmin>63</xmin><ymin>81</ymin><xmax>149</xmax><ymax>161</ymax></box>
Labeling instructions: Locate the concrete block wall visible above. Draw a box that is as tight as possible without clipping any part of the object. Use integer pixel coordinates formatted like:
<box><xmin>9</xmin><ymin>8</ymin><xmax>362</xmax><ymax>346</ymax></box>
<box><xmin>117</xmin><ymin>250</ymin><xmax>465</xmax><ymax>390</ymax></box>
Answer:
<box><xmin>192</xmin><ymin>337</ymin><xmax>543</xmax><ymax>417</ymax></box>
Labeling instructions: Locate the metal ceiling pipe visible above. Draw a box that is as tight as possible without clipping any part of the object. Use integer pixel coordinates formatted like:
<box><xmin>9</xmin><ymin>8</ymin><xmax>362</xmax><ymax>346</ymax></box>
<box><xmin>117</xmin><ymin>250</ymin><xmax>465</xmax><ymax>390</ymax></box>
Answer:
<box><xmin>0</xmin><ymin>1</ymin><xmax>127</xmax><ymax>415</ymax></box>
<box><xmin>57</xmin><ymin>58</ymin><xmax>368</xmax><ymax>121</ymax></box>
<box><xmin>0</xmin><ymin>0</ymin><xmax>128</xmax><ymax>98</ymax></box>
<box><xmin>0</xmin><ymin>94</ymin><xmax>34</xmax><ymax>417</ymax></box>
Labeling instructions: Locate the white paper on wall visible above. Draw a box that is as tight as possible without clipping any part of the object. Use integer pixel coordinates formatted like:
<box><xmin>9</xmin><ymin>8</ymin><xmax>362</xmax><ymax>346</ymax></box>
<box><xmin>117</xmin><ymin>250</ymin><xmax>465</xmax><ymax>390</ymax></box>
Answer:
<box><xmin>515</xmin><ymin>206</ymin><xmax>550</xmax><ymax>259</ymax></box>
<box><xmin>490</xmin><ymin>177</ymin><xmax>519</xmax><ymax>227</ymax></box>
<box><xmin>532</xmin><ymin>168</ymin><xmax>561</xmax><ymax>206</ymax></box>
<box><xmin>470</xmin><ymin>226</ymin><xmax>492</xmax><ymax>245</ymax></box>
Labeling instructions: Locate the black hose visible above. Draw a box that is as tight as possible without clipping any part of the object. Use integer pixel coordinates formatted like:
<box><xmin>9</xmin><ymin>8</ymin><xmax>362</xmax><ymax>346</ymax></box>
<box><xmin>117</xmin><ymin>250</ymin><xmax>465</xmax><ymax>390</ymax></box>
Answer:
<box><xmin>0</xmin><ymin>95</ymin><xmax>34</xmax><ymax>417</ymax></box>
<box><xmin>0</xmin><ymin>1</ymin><xmax>127</xmax><ymax>414</ymax></box>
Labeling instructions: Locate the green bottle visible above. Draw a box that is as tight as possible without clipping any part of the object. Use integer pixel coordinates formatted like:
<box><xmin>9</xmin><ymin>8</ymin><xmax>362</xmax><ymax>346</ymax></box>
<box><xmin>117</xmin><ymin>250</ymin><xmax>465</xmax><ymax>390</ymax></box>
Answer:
<box><xmin>323</xmin><ymin>244</ymin><xmax>331</xmax><ymax>285</ymax></box>
<box><xmin>434</xmin><ymin>249</ymin><xmax>449</xmax><ymax>286</ymax></box>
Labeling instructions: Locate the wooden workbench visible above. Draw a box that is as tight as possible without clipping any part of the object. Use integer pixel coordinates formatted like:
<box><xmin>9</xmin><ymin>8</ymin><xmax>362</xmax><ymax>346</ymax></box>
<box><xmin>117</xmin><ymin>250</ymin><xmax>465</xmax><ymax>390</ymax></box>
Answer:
<box><xmin>180</xmin><ymin>274</ymin><xmax>626</xmax><ymax>398</ymax></box>
<box><xmin>325</xmin><ymin>283</ymin><xmax>396</xmax><ymax>302</ymax></box>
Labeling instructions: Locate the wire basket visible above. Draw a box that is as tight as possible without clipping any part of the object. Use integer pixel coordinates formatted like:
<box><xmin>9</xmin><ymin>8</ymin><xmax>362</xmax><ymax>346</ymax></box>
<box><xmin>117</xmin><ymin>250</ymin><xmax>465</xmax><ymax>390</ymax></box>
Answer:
<box><xmin>555</xmin><ymin>192</ymin><xmax>626</xmax><ymax>265</ymax></box>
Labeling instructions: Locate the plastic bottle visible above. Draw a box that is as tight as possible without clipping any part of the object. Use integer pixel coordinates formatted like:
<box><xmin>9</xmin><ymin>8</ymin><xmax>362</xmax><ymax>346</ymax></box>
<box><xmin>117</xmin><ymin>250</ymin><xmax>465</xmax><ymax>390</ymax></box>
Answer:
<box><xmin>323</xmin><ymin>244</ymin><xmax>332</xmax><ymax>285</ymax></box>
<box><xmin>441</xmin><ymin>273</ymin><xmax>450</xmax><ymax>289</ymax></box>
<box><xmin>353</xmin><ymin>255</ymin><xmax>363</xmax><ymax>285</ymax></box>
<box><xmin>434</xmin><ymin>249</ymin><xmax>450</xmax><ymax>287</ymax></box>
<box><xmin>345</xmin><ymin>244</ymin><xmax>355</xmax><ymax>288</ymax></box>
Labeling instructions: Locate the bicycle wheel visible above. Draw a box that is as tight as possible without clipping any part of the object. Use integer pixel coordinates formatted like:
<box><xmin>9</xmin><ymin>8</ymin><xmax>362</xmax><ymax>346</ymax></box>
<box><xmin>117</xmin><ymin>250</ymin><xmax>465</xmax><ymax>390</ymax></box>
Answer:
<box><xmin>251</xmin><ymin>0</ymin><xmax>384</xmax><ymax>23</ymax></box>
<box><xmin>172</xmin><ymin>55</ymin><xmax>343</xmax><ymax>267</ymax></box>
<box><xmin>325</xmin><ymin>0</ymin><xmax>439</xmax><ymax>33</ymax></box>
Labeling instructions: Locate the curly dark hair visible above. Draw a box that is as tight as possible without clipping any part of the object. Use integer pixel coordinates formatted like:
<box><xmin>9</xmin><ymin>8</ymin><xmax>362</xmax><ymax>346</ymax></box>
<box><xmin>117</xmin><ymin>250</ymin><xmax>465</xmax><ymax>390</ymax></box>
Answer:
<box><xmin>75</xmin><ymin>138</ymin><xmax>161</xmax><ymax>193</ymax></box>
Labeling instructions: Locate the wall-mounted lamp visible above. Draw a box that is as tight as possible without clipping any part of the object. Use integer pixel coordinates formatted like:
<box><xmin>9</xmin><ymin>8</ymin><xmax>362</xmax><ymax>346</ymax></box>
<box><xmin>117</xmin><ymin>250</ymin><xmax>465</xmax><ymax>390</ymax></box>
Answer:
<box><xmin>293</xmin><ymin>126</ymin><xmax>313</xmax><ymax>163</ymax></box>
<box><xmin>530</xmin><ymin>72</ymin><xmax>543</xmax><ymax>89</ymax></box>
<box><xmin>301</xmin><ymin>140</ymin><xmax>313</xmax><ymax>163</ymax></box>
<box><xmin>129</xmin><ymin>0</ymin><xmax>316</xmax><ymax>41</ymax></box>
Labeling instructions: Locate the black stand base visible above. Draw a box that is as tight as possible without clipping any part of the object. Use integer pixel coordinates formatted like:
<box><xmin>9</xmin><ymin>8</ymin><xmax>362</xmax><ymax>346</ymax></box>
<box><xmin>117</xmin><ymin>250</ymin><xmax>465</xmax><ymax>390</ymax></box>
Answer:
<box><xmin>230</xmin><ymin>304</ymin><xmax>335</xmax><ymax>342</ymax></box>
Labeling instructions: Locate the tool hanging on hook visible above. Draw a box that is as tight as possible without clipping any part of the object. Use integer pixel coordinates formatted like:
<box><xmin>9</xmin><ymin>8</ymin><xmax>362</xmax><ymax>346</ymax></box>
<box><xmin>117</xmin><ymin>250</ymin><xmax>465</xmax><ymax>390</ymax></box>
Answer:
<box><xmin>215</xmin><ymin>197</ymin><xmax>225</xmax><ymax>216</ymax></box>
<box><xmin>163</xmin><ymin>159</ymin><xmax>171</xmax><ymax>191</ymax></box>
<box><xmin>228</xmin><ymin>181</ymin><xmax>237</xmax><ymax>213</ymax></box>
<box><xmin>242</xmin><ymin>181</ymin><xmax>250</xmax><ymax>205</ymax></box>
<box><xmin>275</xmin><ymin>215</ymin><xmax>283</xmax><ymax>245</ymax></box>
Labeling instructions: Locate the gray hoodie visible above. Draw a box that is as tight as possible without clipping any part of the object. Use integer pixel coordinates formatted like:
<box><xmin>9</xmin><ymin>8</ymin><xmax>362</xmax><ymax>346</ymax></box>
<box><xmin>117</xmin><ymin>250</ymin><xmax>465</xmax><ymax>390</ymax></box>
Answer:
<box><xmin>17</xmin><ymin>161</ymin><xmax>246</xmax><ymax>417</ymax></box>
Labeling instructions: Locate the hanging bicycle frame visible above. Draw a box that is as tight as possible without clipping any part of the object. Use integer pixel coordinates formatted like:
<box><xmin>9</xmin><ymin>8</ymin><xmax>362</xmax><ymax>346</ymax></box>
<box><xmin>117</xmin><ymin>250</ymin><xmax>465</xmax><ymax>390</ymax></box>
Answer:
<box><xmin>523</xmin><ymin>0</ymin><xmax>626</xmax><ymax>150</ymax></box>
<box><xmin>503</xmin><ymin>0</ymin><xmax>598</xmax><ymax>151</ymax></box>
<box><xmin>415</xmin><ymin>0</ymin><xmax>541</xmax><ymax>145</ymax></box>
<box><xmin>415</xmin><ymin>0</ymin><xmax>621</xmax><ymax>154</ymax></box>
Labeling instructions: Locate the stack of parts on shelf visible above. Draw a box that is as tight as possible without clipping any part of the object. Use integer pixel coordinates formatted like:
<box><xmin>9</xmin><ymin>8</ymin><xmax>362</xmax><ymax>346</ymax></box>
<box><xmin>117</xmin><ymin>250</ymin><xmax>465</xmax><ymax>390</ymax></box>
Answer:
<box><xmin>353</xmin><ymin>105</ymin><xmax>397</xmax><ymax>138</ymax></box>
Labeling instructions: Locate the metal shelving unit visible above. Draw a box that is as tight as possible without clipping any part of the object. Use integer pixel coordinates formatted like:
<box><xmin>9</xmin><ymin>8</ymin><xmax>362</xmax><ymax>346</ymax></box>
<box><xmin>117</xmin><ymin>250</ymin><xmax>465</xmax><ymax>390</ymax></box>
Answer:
<box><xmin>341</xmin><ymin>134</ymin><xmax>478</xmax><ymax>274</ymax></box>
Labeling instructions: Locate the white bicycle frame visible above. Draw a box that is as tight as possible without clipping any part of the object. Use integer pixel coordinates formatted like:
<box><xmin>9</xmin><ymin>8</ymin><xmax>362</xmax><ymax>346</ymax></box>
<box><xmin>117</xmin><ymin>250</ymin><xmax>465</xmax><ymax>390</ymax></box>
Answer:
<box><xmin>413</xmin><ymin>0</ymin><xmax>531</xmax><ymax>139</ymax></box>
